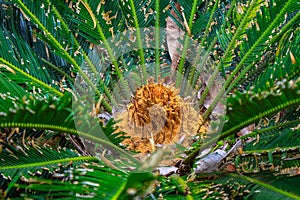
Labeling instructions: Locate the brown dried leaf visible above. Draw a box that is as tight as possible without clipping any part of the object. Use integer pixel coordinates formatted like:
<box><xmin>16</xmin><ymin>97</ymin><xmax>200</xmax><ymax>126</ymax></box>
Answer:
<box><xmin>166</xmin><ymin>3</ymin><xmax>184</xmax><ymax>71</ymax></box>
<box><xmin>0</xmin><ymin>64</ymin><xmax>16</xmax><ymax>74</ymax></box>
<box><xmin>197</xmin><ymin>72</ymin><xmax>226</xmax><ymax>118</ymax></box>
<box><xmin>290</xmin><ymin>51</ymin><xmax>296</xmax><ymax>64</ymax></box>
<box><xmin>238</xmin><ymin>124</ymin><xmax>255</xmax><ymax>137</ymax></box>
<box><xmin>79</xmin><ymin>0</ymin><xmax>97</xmax><ymax>29</ymax></box>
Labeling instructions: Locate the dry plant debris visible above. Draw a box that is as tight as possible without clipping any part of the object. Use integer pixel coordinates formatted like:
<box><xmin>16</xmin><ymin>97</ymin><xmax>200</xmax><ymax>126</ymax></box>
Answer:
<box><xmin>116</xmin><ymin>82</ymin><xmax>208</xmax><ymax>154</ymax></box>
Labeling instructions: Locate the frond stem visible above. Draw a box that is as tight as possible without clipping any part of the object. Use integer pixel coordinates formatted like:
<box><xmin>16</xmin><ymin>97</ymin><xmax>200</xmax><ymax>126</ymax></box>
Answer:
<box><xmin>155</xmin><ymin>0</ymin><xmax>161</xmax><ymax>82</ymax></box>
<box><xmin>240</xmin><ymin>119</ymin><xmax>300</xmax><ymax>140</ymax></box>
<box><xmin>200</xmin><ymin>0</ymin><xmax>260</xmax><ymax>116</ymax></box>
<box><xmin>203</xmin><ymin>0</ymin><xmax>295</xmax><ymax>119</ymax></box>
<box><xmin>0</xmin><ymin>122</ymin><xmax>139</xmax><ymax>165</ymax></box>
<box><xmin>0</xmin><ymin>156</ymin><xmax>97</xmax><ymax>170</ymax></box>
<box><xmin>15</xmin><ymin>0</ymin><xmax>101</xmax><ymax>98</ymax></box>
<box><xmin>175</xmin><ymin>0</ymin><xmax>200</xmax><ymax>88</ymax></box>
<box><xmin>0</xmin><ymin>58</ymin><xmax>63</xmax><ymax>97</ymax></box>
<box><xmin>128</xmin><ymin>0</ymin><xmax>147</xmax><ymax>84</ymax></box>
<box><xmin>228</xmin><ymin>173</ymin><xmax>300</xmax><ymax>199</ymax></box>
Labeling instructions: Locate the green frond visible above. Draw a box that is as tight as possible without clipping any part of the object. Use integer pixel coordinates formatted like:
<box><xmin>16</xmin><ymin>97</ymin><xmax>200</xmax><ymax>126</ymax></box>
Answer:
<box><xmin>203</xmin><ymin>0</ymin><xmax>300</xmax><ymax>118</ymax></box>
<box><xmin>234</xmin><ymin>129</ymin><xmax>300</xmax><ymax>174</ymax></box>
<box><xmin>120</xmin><ymin>0</ymin><xmax>156</xmax><ymax>84</ymax></box>
<box><xmin>1</xmin><ymin>0</ymin><xmax>300</xmax><ymax>199</ymax></box>
<box><xmin>2</xmin><ymin>159</ymin><xmax>127</xmax><ymax>199</ymax></box>
<box><xmin>225</xmin><ymin>0</ymin><xmax>300</xmax><ymax>92</ymax></box>
<box><xmin>0</xmin><ymin>92</ymin><xmax>138</xmax><ymax>164</ymax></box>
<box><xmin>175</xmin><ymin>0</ymin><xmax>209</xmax><ymax>88</ymax></box>
<box><xmin>0</xmin><ymin>146</ymin><xmax>89</xmax><ymax>172</ymax></box>
<box><xmin>251</xmin><ymin>27</ymin><xmax>300</xmax><ymax>93</ymax></box>
<box><xmin>2</xmin><ymin>157</ymin><xmax>154</xmax><ymax>199</ymax></box>
<box><xmin>243</xmin><ymin>128</ymin><xmax>300</xmax><ymax>153</ymax></box>
<box><xmin>0</xmin><ymin>58</ymin><xmax>63</xmax><ymax>96</ymax></box>
<box><xmin>0</xmin><ymin>73</ymin><xmax>27</xmax><ymax>98</ymax></box>
<box><xmin>0</xmin><ymin>16</ymin><xmax>53</xmax><ymax>83</ymax></box>
<box><xmin>152</xmin><ymin>0</ymin><xmax>170</xmax><ymax>81</ymax></box>
<box><xmin>222</xmin><ymin>78</ymin><xmax>300</xmax><ymax>138</ymax></box>
<box><xmin>216</xmin><ymin>173</ymin><xmax>300</xmax><ymax>199</ymax></box>
<box><xmin>150</xmin><ymin>175</ymin><xmax>195</xmax><ymax>199</ymax></box>
<box><xmin>185</xmin><ymin>0</ymin><xmax>226</xmax><ymax>97</ymax></box>
<box><xmin>199</xmin><ymin>0</ymin><xmax>266</xmax><ymax>116</ymax></box>
<box><xmin>13</xmin><ymin>0</ymin><xmax>104</xmax><ymax>98</ymax></box>
<box><xmin>0</xmin><ymin>25</ymin><xmax>63</xmax><ymax>96</ymax></box>
<box><xmin>0</xmin><ymin>93</ymin><xmax>75</xmax><ymax>131</ymax></box>
<box><xmin>240</xmin><ymin>118</ymin><xmax>300</xmax><ymax>141</ymax></box>
<box><xmin>119</xmin><ymin>0</ymin><xmax>155</xmax><ymax>28</ymax></box>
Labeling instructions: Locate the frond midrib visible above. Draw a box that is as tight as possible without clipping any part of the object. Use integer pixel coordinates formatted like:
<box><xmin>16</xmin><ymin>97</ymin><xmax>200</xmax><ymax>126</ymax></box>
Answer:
<box><xmin>0</xmin><ymin>156</ymin><xmax>97</xmax><ymax>170</ymax></box>
<box><xmin>229</xmin><ymin>173</ymin><xmax>300</xmax><ymax>199</ymax></box>
<box><xmin>221</xmin><ymin>95</ymin><xmax>300</xmax><ymax>139</ymax></box>
<box><xmin>0</xmin><ymin>122</ymin><xmax>139</xmax><ymax>165</ymax></box>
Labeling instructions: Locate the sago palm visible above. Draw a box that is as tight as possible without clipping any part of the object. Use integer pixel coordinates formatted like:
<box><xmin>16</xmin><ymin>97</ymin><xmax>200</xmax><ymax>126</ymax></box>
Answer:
<box><xmin>0</xmin><ymin>0</ymin><xmax>299</xmax><ymax>199</ymax></box>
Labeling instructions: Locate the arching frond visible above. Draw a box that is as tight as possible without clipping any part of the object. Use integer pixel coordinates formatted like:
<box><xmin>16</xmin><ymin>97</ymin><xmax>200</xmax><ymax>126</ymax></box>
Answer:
<box><xmin>0</xmin><ymin>0</ymin><xmax>299</xmax><ymax>199</ymax></box>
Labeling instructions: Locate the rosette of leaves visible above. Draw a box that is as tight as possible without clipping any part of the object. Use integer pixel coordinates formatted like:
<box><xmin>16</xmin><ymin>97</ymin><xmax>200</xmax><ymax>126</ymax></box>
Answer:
<box><xmin>0</xmin><ymin>0</ymin><xmax>299</xmax><ymax>199</ymax></box>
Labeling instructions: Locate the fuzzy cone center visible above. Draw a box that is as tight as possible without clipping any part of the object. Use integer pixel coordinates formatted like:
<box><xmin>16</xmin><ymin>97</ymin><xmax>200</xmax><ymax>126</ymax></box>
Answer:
<box><xmin>116</xmin><ymin>83</ymin><xmax>207</xmax><ymax>153</ymax></box>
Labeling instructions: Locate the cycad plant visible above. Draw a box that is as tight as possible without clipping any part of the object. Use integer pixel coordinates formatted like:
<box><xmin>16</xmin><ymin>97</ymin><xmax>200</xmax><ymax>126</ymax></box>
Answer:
<box><xmin>0</xmin><ymin>0</ymin><xmax>300</xmax><ymax>199</ymax></box>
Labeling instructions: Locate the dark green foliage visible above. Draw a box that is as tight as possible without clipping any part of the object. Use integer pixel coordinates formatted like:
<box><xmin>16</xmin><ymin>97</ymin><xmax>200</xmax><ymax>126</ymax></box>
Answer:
<box><xmin>0</xmin><ymin>0</ymin><xmax>299</xmax><ymax>199</ymax></box>
<box><xmin>222</xmin><ymin>78</ymin><xmax>300</xmax><ymax>137</ymax></box>
<box><xmin>214</xmin><ymin>173</ymin><xmax>300</xmax><ymax>199</ymax></box>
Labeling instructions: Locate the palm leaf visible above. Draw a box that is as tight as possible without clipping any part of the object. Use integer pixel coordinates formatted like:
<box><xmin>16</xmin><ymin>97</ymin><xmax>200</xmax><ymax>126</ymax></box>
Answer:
<box><xmin>203</xmin><ymin>0</ymin><xmax>300</xmax><ymax>118</ymax></box>
<box><xmin>222</xmin><ymin>78</ymin><xmax>300</xmax><ymax>138</ymax></box>
<box><xmin>215</xmin><ymin>173</ymin><xmax>300</xmax><ymax>199</ymax></box>
<box><xmin>0</xmin><ymin>0</ymin><xmax>300</xmax><ymax>199</ymax></box>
